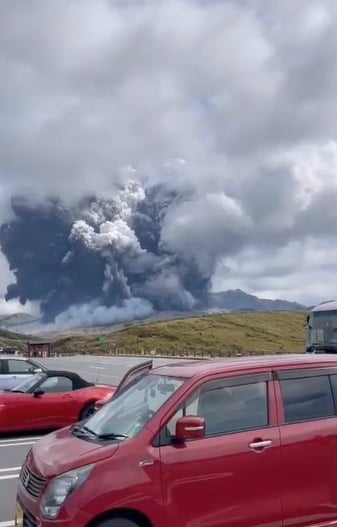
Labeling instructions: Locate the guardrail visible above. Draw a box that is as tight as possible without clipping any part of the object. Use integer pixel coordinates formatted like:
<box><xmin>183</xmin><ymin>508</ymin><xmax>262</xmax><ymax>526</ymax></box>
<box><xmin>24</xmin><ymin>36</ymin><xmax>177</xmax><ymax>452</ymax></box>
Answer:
<box><xmin>51</xmin><ymin>348</ymin><xmax>296</xmax><ymax>359</ymax></box>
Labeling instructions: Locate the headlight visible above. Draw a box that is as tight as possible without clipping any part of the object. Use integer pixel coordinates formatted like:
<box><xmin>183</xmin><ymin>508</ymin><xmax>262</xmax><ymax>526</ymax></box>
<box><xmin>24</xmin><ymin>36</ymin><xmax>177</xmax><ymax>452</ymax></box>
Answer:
<box><xmin>40</xmin><ymin>464</ymin><xmax>93</xmax><ymax>520</ymax></box>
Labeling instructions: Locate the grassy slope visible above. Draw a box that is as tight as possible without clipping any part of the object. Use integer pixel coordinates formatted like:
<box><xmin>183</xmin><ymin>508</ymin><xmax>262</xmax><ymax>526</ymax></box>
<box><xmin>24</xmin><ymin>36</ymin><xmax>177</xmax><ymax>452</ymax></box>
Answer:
<box><xmin>52</xmin><ymin>311</ymin><xmax>307</xmax><ymax>356</ymax></box>
<box><xmin>0</xmin><ymin>328</ymin><xmax>39</xmax><ymax>352</ymax></box>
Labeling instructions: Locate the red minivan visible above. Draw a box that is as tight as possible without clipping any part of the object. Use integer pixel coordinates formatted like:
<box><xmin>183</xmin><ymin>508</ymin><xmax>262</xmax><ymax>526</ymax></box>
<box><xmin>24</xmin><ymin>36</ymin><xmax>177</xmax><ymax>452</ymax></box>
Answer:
<box><xmin>15</xmin><ymin>354</ymin><xmax>337</xmax><ymax>527</ymax></box>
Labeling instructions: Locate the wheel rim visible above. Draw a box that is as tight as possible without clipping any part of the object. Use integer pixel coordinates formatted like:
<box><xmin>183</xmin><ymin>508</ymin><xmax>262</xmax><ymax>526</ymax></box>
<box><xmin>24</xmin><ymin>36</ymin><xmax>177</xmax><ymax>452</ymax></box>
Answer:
<box><xmin>82</xmin><ymin>405</ymin><xmax>95</xmax><ymax>419</ymax></box>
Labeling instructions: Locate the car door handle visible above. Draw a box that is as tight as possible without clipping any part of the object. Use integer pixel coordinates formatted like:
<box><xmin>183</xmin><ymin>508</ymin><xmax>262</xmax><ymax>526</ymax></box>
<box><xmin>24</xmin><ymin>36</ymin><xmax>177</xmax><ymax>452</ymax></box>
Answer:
<box><xmin>249</xmin><ymin>440</ymin><xmax>272</xmax><ymax>450</ymax></box>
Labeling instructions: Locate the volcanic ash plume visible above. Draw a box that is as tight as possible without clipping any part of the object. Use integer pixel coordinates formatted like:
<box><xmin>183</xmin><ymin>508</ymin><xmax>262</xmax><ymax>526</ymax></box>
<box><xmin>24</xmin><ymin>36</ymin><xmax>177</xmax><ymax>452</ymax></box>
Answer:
<box><xmin>0</xmin><ymin>181</ymin><xmax>220</xmax><ymax>328</ymax></box>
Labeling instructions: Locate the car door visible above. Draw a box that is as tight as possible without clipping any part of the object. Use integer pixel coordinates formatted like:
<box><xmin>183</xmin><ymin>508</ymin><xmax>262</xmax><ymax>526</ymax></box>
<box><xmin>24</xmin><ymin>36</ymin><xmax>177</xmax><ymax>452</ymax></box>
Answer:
<box><xmin>159</xmin><ymin>372</ymin><xmax>282</xmax><ymax>527</ymax></box>
<box><xmin>3</xmin><ymin>359</ymin><xmax>37</xmax><ymax>389</ymax></box>
<box><xmin>15</xmin><ymin>375</ymin><xmax>73</xmax><ymax>430</ymax></box>
<box><xmin>114</xmin><ymin>360</ymin><xmax>153</xmax><ymax>395</ymax></box>
<box><xmin>275</xmin><ymin>368</ymin><xmax>337</xmax><ymax>526</ymax></box>
<box><xmin>27</xmin><ymin>375</ymin><xmax>76</xmax><ymax>429</ymax></box>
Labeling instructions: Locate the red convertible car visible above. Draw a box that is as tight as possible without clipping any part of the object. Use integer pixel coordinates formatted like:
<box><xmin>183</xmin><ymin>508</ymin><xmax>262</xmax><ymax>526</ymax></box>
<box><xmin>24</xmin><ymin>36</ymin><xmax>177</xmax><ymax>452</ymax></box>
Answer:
<box><xmin>0</xmin><ymin>370</ymin><xmax>116</xmax><ymax>433</ymax></box>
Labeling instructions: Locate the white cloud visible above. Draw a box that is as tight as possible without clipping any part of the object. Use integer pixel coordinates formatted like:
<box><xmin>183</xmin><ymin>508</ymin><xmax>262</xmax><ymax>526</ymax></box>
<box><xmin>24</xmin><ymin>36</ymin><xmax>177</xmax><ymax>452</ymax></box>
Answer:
<box><xmin>0</xmin><ymin>297</ymin><xmax>39</xmax><ymax>316</ymax></box>
<box><xmin>0</xmin><ymin>252</ymin><xmax>14</xmax><ymax>296</ymax></box>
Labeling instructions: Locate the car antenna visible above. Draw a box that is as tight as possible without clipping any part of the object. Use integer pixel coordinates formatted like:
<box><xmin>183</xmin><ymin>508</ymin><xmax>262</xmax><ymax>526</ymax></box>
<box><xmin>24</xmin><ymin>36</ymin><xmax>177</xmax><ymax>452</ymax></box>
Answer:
<box><xmin>94</xmin><ymin>336</ymin><xmax>107</xmax><ymax>384</ymax></box>
<box><xmin>94</xmin><ymin>359</ymin><xmax>104</xmax><ymax>384</ymax></box>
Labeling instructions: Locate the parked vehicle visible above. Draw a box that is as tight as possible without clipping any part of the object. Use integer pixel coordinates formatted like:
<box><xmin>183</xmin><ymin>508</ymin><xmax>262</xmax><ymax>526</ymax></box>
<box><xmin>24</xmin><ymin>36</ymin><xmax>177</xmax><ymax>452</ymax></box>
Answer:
<box><xmin>305</xmin><ymin>299</ymin><xmax>337</xmax><ymax>353</ymax></box>
<box><xmin>15</xmin><ymin>354</ymin><xmax>337</xmax><ymax>527</ymax></box>
<box><xmin>0</xmin><ymin>355</ymin><xmax>46</xmax><ymax>390</ymax></box>
<box><xmin>0</xmin><ymin>370</ymin><xmax>116</xmax><ymax>433</ymax></box>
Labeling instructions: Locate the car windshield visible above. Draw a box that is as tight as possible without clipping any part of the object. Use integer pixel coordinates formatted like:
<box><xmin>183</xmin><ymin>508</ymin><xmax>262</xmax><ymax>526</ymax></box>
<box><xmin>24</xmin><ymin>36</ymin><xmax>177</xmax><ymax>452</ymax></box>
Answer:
<box><xmin>307</xmin><ymin>310</ymin><xmax>337</xmax><ymax>348</ymax></box>
<box><xmin>11</xmin><ymin>373</ymin><xmax>44</xmax><ymax>392</ymax></box>
<box><xmin>82</xmin><ymin>373</ymin><xmax>185</xmax><ymax>440</ymax></box>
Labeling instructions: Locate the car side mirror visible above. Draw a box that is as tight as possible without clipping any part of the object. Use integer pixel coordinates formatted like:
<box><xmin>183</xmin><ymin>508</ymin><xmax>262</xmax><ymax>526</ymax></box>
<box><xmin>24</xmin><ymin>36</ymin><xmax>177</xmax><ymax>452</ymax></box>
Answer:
<box><xmin>33</xmin><ymin>368</ymin><xmax>43</xmax><ymax>373</ymax></box>
<box><xmin>175</xmin><ymin>416</ymin><xmax>205</xmax><ymax>442</ymax></box>
<box><xmin>33</xmin><ymin>389</ymin><xmax>44</xmax><ymax>398</ymax></box>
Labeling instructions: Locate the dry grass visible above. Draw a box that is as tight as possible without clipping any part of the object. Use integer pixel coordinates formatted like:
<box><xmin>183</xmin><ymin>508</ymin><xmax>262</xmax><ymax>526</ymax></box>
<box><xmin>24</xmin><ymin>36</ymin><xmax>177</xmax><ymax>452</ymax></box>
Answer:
<box><xmin>0</xmin><ymin>329</ymin><xmax>39</xmax><ymax>352</ymax></box>
<box><xmin>51</xmin><ymin>311</ymin><xmax>307</xmax><ymax>356</ymax></box>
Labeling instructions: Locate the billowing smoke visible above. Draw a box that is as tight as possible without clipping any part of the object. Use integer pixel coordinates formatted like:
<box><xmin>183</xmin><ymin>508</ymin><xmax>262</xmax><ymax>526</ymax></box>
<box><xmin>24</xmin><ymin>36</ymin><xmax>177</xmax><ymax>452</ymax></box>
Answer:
<box><xmin>0</xmin><ymin>181</ymin><xmax>218</xmax><ymax>328</ymax></box>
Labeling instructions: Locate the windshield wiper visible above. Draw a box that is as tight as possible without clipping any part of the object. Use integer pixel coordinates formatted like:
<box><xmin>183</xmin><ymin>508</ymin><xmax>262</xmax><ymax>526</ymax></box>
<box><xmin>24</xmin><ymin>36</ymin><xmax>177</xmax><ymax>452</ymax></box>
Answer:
<box><xmin>9</xmin><ymin>389</ymin><xmax>25</xmax><ymax>393</ymax></box>
<box><xmin>311</xmin><ymin>343</ymin><xmax>337</xmax><ymax>349</ymax></box>
<box><xmin>96</xmin><ymin>432</ymin><xmax>129</xmax><ymax>440</ymax></box>
<box><xmin>308</xmin><ymin>343</ymin><xmax>337</xmax><ymax>353</ymax></box>
<box><xmin>72</xmin><ymin>424</ymin><xmax>98</xmax><ymax>437</ymax></box>
<box><xmin>72</xmin><ymin>424</ymin><xmax>128</xmax><ymax>441</ymax></box>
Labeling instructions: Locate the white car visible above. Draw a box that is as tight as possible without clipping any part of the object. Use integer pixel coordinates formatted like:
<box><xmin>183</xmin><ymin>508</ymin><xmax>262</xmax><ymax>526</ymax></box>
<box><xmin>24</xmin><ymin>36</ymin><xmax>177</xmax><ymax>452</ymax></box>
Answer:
<box><xmin>0</xmin><ymin>355</ymin><xmax>47</xmax><ymax>390</ymax></box>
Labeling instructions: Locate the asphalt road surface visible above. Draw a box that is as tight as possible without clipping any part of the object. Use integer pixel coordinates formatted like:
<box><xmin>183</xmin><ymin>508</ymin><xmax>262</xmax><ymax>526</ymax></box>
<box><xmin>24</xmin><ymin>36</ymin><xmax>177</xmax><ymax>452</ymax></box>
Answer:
<box><xmin>0</xmin><ymin>355</ymin><xmax>189</xmax><ymax>526</ymax></box>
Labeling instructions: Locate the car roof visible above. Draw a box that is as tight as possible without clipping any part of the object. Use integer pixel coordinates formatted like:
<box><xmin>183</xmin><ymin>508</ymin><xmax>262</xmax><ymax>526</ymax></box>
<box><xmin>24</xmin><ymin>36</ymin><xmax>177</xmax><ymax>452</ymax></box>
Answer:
<box><xmin>153</xmin><ymin>354</ymin><xmax>337</xmax><ymax>379</ymax></box>
<box><xmin>312</xmin><ymin>300</ymin><xmax>337</xmax><ymax>312</ymax></box>
<box><xmin>37</xmin><ymin>369</ymin><xmax>94</xmax><ymax>389</ymax></box>
<box><xmin>0</xmin><ymin>355</ymin><xmax>29</xmax><ymax>360</ymax></box>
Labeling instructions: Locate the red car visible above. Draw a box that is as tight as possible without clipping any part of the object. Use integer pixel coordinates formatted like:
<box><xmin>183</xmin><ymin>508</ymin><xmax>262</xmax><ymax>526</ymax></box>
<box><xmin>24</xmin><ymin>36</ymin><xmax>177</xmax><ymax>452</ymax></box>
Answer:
<box><xmin>15</xmin><ymin>354</ymin><xmax>337</xmax><ymax>527</ymax></box>
<box><xmin>0</xmin><ymin>369</ymin><xmax>116</xmax><ymax>433</ymax></box>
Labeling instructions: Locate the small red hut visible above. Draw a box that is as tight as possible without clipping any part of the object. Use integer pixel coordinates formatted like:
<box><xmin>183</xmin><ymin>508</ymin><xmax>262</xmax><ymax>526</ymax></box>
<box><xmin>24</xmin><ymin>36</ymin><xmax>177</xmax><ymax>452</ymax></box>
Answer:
<box><xmin>27</xmin><ymin>341</ymin><xmax>52</xmax><ymax>358</ymax></box>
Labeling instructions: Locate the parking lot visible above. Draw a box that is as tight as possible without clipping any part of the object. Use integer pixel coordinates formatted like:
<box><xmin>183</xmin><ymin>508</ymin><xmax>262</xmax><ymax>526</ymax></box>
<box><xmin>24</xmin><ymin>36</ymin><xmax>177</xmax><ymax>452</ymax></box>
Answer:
<box><xmin>0</xmin><ymin>355</ymin><xmax>188</xmax><ymax>526</ymax></box>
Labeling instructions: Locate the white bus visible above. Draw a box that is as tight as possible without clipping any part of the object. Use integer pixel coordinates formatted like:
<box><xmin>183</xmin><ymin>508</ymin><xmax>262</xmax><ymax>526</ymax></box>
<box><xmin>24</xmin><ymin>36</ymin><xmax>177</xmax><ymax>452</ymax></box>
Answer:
<box><xmin>306</xmin><ymin>300</ymin><xmax>337</xmax><ymax>353</ymax></box>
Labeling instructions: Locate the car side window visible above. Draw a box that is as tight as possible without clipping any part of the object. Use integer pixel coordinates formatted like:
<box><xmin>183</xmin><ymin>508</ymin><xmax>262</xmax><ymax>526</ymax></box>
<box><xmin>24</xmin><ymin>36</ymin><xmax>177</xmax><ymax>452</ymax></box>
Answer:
<box><xmin>166</xmin><ymin>379</ymin><xmax>269</xmax><ymax>438</ymax></box>
<box><xmin>0</xmin><ymin>359</ymin><xmax>5</xmax><ymax>374</ymax></box>
<box><xmin>7</xmin><ymin>359</ymin><xmax>35</xmax><ymax>373</ymax></box>
<box><xmin>166</xmin><ymin>389</ymin><xmax>200</xmax><ymax>436</ymax></box>
<box><xmin>330</xmin><ymin>375</ymin><xmax>337</xmax><ymax>408</ymax></box>
<box><xmin>280</xmin><ymin>375</ymin><xmax>335</xmax><ymax>424</ymax></box>
<box><xmin>39</xmin><ymin>376</ymin><xmax>73</xmax><ymax>393</ymax></box>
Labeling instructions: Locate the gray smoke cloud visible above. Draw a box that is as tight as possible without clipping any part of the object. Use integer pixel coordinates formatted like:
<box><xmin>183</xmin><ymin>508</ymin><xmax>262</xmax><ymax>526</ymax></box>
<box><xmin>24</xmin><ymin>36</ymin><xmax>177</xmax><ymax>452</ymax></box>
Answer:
<box><xmin>0</xmin><ymin>0</ymin><xmax>336</xmax><ymax>326</ymax></box>
<box><xmin>0</xmin><ymin>181</ymin><xmax>216</xmax><ymax>327</ymax></box>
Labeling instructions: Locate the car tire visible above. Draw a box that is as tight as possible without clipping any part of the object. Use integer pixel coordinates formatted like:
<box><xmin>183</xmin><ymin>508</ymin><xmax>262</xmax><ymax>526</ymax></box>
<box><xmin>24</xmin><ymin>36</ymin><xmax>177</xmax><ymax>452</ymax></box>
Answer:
<box><xmin>93</xmin><ymin>518</ymin><xmax>139</xmax><ymax>527</ymax></box>
<box><xmin>79</xmin><ymin>402</ymin><xmax>96</xmax><ymax>420</ymax></box>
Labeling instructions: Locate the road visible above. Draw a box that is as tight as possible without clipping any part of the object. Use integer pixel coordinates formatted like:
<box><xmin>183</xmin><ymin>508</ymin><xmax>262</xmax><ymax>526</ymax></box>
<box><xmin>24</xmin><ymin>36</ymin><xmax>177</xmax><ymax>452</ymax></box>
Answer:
<box><xmin>0</xmin><ymin>355</ymin><xmax>188</xmax><ymax>526</ymax></box>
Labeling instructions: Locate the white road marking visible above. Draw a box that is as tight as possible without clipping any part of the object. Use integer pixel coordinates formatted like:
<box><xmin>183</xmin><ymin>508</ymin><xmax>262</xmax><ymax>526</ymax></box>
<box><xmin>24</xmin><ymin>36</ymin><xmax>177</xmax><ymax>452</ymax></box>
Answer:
<box><xmin>0</xmin><ymin>441</ymin><xmax>36</xmax><ymax>448</ymax></box>
<box><xmin>0</xmin><ymin>521</ymin><xmax>15</xmax><ymax>527</ymax></box>
<box><xmin>0</xmin><ymin>474</ymin><xmax>19</xmax><ymax>481</ymax></box>
<box><xmin>0</xmin><ymin>468</ymin><xmax>21</xmax><ymax>473</ymax></box>
<box><xmin>0</xmin><ymin>436</ymin><xmax>41</xmax><ymax>444</ymax></box>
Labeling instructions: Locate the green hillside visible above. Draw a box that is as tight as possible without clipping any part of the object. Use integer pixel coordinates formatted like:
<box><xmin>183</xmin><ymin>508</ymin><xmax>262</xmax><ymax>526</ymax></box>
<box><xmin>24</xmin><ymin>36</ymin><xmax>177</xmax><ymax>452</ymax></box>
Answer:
<box><xmin>52</xmin><ymin>310</ymin><xmax>307</xmax><ymax>357</ymax></box>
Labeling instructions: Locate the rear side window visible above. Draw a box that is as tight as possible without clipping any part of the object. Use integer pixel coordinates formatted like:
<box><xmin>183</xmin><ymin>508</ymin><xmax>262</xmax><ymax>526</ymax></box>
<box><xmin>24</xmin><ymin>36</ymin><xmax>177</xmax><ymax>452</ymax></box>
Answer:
<box><xmin>280</xmin><ymin>375</ymin><xmax>335</xmax><ymax>424</ymax></box>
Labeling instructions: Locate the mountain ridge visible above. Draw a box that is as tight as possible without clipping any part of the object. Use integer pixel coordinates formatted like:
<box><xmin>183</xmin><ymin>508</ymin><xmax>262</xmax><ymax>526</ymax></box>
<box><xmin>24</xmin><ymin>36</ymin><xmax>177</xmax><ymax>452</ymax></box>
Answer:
<box><xmin>206</xmin><ymin>289</ymin><xmax>305</xmax><ymax>312</ymax></box>
<box><xmin>0</xmin><ymin>289</ymin><xmax>307</xmax><ymax>334</ymax></box>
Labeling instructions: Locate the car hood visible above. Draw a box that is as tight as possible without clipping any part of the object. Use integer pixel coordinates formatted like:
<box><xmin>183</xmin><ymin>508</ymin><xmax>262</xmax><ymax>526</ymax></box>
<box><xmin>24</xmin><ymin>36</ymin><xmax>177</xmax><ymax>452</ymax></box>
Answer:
<box><xmin>30</xmin><ymin>426</ymin><xmax>120</xmax><ymax>479</ymax></box>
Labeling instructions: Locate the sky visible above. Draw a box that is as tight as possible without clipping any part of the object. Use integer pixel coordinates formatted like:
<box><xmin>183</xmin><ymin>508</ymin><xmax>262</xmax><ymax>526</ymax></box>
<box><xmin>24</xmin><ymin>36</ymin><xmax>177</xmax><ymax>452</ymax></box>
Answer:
<box><xmin>0</xmin><ymin>0</ymin><xmax>336</xmax><ymax>317</ymax></box>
